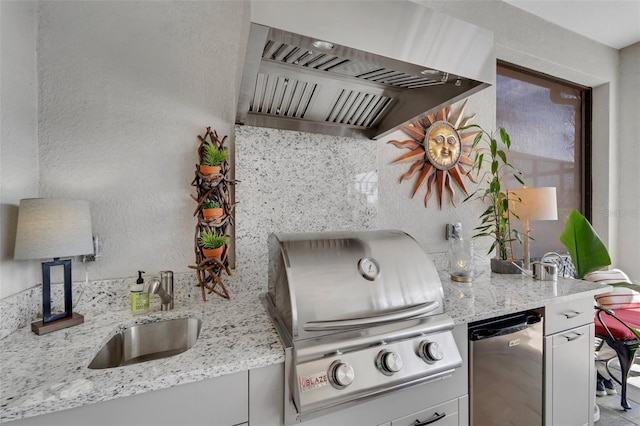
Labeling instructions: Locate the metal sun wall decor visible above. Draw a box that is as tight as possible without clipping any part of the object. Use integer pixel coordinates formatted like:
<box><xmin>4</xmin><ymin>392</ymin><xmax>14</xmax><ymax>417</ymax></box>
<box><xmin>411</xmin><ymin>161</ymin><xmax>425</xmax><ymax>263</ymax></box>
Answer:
<box><xmin>388</xmin><ymin>100</ymin><xmax>479</xmax><ymax>208</ymax></box>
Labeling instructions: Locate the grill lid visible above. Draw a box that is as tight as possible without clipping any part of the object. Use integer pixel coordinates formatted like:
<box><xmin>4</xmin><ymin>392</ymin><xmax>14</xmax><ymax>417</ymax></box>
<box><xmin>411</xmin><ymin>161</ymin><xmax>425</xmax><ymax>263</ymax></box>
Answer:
<box><xmin>267</xmin><ymin>230</ymin><xmax>444</xmax><ymax>342</ymax></box>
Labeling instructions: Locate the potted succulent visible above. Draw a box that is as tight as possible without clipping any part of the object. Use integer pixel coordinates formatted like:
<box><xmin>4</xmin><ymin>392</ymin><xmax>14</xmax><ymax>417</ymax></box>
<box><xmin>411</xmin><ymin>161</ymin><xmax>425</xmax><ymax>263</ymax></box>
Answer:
<box><xmin>200</xmin><ymin>144</ymin><xmax>228</xmax><ymax>176</ymax></box>
<box><xmin>199</xmin><ymin>231</ymin><xmax>227</xmax><ymax>260</ymax></box>
<box><xmin>463</xmin><ymin>125</ymin><xmax>526</xmax><ymax>274</ymax></box>
<box><xmin>202</xmin><ymin>200</ymin><xmax>224</xmax><ymax>222</ymax></box>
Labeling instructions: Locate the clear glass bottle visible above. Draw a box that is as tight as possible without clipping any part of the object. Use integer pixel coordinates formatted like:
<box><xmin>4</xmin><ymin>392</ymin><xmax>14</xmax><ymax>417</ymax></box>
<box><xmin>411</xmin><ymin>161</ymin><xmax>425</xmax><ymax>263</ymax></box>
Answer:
<box><xmin>449</xmin><ymin>238</ymin><xmax>475</xmax><ymax>282</ymax></box>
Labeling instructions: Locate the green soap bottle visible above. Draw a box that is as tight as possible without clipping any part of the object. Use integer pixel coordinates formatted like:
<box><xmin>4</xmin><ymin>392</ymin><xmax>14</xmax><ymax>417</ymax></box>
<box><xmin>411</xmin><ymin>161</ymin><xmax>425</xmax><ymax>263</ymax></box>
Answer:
<box><xmin>130</xmin><ymin>271</ymin><xmax>149</xmax><ymax>314</ymax></box>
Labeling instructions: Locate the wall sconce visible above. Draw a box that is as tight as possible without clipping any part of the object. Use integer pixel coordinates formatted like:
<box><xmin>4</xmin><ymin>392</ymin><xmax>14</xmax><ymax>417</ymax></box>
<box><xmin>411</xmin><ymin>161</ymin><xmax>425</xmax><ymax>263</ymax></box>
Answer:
<box><xmin>509</xmin><ymin>187</ymin><xmax>558</xmax><ymax>271</ymax></box>
<box><xmin>14</xmin><ymin>199</ymin><xmax>94</xmax><ymax>335</ymax></box>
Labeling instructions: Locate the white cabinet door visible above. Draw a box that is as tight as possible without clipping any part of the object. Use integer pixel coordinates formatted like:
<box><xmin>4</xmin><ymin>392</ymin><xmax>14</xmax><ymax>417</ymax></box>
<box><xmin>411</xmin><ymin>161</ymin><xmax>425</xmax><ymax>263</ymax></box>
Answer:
<box><xmin>249</xmin><ymin>363</ymin><xmax>284</xmax><ymax>425</ymax></box>
<box><xmin>544</xmin><ymin>323</ymin><xmax>594</xmax><ymax>426</ymax></box>
<box><xmin>10</xmin><ymin>371</ymin><xmax>249</xmax><ymax>426</ymax></box>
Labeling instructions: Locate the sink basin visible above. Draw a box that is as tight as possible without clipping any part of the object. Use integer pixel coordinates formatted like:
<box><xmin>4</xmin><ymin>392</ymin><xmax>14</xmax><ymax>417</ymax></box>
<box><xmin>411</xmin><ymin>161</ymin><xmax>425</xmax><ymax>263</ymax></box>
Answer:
<box><xmin>88</xmin><ymin>318</ymin><xmax>202</xmax><ymax>369</ymax></box>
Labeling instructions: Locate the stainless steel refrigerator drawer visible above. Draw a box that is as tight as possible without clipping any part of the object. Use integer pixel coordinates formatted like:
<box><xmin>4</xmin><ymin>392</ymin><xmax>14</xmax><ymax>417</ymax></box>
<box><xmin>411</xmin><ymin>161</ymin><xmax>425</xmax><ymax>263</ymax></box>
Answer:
<box><xmin>469</xmin><ymin>311</ymin><xmax>543</xmax><ymax>426</ymax></box>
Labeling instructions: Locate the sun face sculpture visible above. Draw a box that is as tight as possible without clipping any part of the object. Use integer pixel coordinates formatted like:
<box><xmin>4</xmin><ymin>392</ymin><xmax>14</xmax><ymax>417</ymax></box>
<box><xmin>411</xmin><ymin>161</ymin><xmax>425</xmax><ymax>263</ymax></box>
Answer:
<box><xmin>389</xmin><ymin>100</ymin><xmax>478</xmax><ymax>208</ymax></box>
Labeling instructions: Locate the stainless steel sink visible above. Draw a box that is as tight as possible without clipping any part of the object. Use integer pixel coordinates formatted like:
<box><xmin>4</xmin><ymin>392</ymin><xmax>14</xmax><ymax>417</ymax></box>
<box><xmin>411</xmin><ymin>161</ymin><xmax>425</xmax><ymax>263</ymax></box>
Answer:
<box><xmin>88</xmin><ymin>317</ymin><xmax>201</xmax><ymax>369</ymax></box>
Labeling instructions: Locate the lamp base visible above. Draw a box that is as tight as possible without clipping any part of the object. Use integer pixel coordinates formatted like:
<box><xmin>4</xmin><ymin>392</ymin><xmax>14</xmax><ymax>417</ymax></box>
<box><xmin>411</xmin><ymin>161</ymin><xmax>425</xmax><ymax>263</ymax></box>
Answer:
<box><xmin>31</xmin><ymin>313</ymin><xmax>84</xmax><ymax>335</ymax></box>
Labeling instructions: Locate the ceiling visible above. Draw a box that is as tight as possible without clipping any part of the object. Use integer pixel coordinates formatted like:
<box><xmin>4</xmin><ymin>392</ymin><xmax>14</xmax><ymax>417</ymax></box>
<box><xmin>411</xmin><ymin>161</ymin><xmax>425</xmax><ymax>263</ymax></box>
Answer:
<box><xmin>504</xmin><ymin>0</ymin><xmax>640</xmax><ymax>49</ymax></box>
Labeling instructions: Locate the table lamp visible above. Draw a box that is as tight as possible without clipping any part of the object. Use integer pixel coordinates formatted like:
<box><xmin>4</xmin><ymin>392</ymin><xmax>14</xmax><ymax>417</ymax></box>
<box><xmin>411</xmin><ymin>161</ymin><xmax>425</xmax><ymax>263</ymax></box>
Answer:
<box><xmin>509</xmin><ymin>187</ymin><xmax>558</xmax><ymax>271</ymax></box>
<box><xmin>14</xmin><ymin>199</ymin><xmax>93</xmax><ymax>335</ymax></box>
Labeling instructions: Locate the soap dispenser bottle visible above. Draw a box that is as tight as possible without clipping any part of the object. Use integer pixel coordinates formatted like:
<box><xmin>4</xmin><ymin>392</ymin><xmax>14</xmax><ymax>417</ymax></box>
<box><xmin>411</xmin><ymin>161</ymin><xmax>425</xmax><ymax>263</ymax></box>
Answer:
<box><xmin>130</xmin><ymin>271</ymin><xmax>150</xmax><ymax>314</ymax></box>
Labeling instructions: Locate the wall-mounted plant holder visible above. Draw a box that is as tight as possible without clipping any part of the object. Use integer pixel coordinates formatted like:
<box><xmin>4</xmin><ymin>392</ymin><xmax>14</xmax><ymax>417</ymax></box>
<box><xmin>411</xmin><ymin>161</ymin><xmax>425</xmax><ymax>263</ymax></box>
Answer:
<box><xmin>189</xmin><ymin>127</ymin><xmax>237</xmax><ymax>301</ymax></box>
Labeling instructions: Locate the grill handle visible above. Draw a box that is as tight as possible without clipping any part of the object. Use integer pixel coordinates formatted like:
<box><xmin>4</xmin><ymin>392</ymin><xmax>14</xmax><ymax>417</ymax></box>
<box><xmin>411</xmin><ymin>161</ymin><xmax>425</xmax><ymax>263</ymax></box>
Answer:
<box><xmin>303</xmin><ymin>301</ymin><xmax>440</xmax><ymax>331</ymax></box>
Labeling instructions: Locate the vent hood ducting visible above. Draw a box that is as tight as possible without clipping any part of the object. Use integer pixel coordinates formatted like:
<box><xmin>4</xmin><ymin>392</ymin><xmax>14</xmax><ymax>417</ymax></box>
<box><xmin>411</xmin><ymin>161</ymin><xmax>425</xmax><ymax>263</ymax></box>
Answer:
<box><xmin>236</xmin><ymin>1</ymin><xmax>494</xmax><ymax>140</ymax></box>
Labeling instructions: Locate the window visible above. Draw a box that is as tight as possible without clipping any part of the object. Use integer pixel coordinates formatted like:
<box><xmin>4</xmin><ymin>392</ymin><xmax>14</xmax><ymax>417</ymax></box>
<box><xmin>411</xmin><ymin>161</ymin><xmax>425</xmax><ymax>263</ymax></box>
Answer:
<box><xmin>497</xmin><ymin>62</ymin><xmax>591</xmax><ymax>260</ymax></box>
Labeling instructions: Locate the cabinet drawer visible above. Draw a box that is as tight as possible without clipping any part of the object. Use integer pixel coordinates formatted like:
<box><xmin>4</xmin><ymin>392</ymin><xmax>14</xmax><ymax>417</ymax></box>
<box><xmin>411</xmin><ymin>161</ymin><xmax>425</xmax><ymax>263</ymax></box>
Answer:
<box><xmin>391</xmin><ymin>399</ymin><xmax>459</xmax><ymax>426</ymax></box>
<box><xmin>545</xmin><ymin>297</ymin><xmax>594</xmax><ymax>335</ymax></box>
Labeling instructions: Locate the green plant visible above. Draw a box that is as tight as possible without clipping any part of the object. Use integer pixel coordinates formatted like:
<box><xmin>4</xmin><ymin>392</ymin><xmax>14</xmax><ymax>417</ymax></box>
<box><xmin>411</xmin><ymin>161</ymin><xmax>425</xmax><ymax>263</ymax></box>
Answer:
<box><xmin>202</xmin><ymin>144</ymin><xmax>228</xmax><ymax>167</ymax></box>
<box><xmin>463</xmin><ymin>125</ymin><xmax>525</xmax><ymax>260</ymax></box>
<box><xmin>559</xmin><ymin>209</ymin><xmax>611</xmax><ymax>279</ymax></box>
<box><xmin>199</xmin><ymin>231</ymin><xmax>227</xmax><ymax>249</ymax></box>
<box><xmin>560</xmin><ymin>209</ymin><xmax>640</xmax><ymax>346</ymax></box>
<box><xmin>202</xmin><ymin>200</ymin><xmax>221</xmax><ymax>209</ymax></box>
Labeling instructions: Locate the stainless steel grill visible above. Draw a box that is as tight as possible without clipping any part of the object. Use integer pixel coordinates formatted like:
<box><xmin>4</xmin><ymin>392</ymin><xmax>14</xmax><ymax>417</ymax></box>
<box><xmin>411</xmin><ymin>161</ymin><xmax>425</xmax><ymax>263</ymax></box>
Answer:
<box><xmin>265</xmin><ymin>230</ymin><xmax>462</xmax><ymax>424</ymax></box>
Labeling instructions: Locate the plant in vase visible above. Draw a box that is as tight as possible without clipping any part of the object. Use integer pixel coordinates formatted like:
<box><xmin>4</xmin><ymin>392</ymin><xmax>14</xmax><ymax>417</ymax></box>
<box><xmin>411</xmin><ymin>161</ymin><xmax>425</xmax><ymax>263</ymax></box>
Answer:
<box><xmin>200</xmin><ymin>144</ymin><xmax>228</xmax><ymax>175</ymax></box>
<box><xmin>199</xmin><ymin>231</ymin><xmax>227</xmax><ymax>260</ymax></box>
<box><xmin>463</xmin><ymin>125</ymin><xmax>526</xmax><ymax>274</ymax></box>
<box><xmin>202</xmin><ymin>200</ymin><xmax>224</xmax><ymax>222</ymax></box>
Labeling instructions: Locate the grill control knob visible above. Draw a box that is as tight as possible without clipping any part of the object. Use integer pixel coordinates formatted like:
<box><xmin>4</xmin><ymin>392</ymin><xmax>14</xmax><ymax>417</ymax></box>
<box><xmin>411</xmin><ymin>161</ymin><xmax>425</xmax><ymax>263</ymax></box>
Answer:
<box><xmin>328</xmin><ymin>361</ymin><xmax>355</xmax><ymax>389</ymax></box>
<box><xmin>418</xmin><ymin>340</ymin><xmax>444</xmax><ymax>364</ymax></box>
<box><xmin>376</xmin><ymin>350</ymin><xmax>403</xmax><ymax>375</ymax></box>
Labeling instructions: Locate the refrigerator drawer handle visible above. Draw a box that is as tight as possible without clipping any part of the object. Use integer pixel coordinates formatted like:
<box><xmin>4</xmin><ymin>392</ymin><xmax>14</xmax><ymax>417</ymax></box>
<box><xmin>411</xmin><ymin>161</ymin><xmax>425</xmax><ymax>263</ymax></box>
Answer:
<box><xmin>413</xmin><ymin>411</ymin><xmax>446</xmax><ymax>425</ymax></box>
<box><xmin>561</xmin><ymin>310</ymin><xmax>583</xmax><ymax>319</ymax></box>
<box><xmin>304</xmin><ymin>301</ymin><xmax>440</xmax><ymax>331</ymax></box>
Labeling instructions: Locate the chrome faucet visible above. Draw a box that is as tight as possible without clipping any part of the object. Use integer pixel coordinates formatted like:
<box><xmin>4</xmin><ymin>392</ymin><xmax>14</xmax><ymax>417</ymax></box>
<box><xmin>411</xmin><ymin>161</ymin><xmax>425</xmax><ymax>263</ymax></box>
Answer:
<box><xmin>144</xmin><ymin>272</ymin><xmax>174</xmax><ymax>310</ymax></box>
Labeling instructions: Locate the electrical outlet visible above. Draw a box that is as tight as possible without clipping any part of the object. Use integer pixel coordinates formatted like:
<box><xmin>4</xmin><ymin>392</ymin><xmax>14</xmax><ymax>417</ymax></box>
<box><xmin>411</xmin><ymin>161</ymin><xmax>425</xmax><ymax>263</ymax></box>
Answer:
<box><xmin>82</xmin><ymin>235</ymin><xmax>102</xmax><ymax>262</ymax></box>
<box><xmin>446</xmin><ymin>223</ymin><xmax>462</xmax><ymax>240</ymax></box>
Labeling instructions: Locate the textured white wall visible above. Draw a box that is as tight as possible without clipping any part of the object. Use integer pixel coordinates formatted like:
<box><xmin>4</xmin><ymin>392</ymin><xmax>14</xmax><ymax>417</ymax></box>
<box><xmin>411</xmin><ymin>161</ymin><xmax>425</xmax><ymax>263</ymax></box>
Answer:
<box><xmin>32</xmin><ymin>1</ymin><xmax>249</xmax><ymax>294</ymax></box>
<box><xmin>616</xmin><ymin>42</ymin><xmax>640</xmax><ymax>279</ymax></box>
<box><xmin>1</xmin><ymin>0</ymin><xmax>637</xmax><ymax>300</ymax></box>
<box><xmin>418</xmin><ymin>0</ymin><xmax>625</xmax><ymax>268</ymax></box>
<box><xmin>0</xmin><ymin>1</ymin><xmax>40</xmax><ymax>298</ymax></box>
<box><xmin>1</xmin><ymin>1</ymin><xmax>249</xmax><ymax>298</ymax></box>
<box><xmin>378</xmin><ymin>88</ymin><xmax>496</xmax><ymax>260</ymax></box>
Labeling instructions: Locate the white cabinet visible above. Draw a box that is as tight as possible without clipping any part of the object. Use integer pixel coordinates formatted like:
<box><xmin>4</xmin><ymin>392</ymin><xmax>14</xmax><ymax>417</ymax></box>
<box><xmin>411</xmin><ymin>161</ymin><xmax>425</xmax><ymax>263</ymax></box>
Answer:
<box><xmin>249</xmin><ymin>364</ymin><xmax>284</xmax><ymax>425</ymax></box>
<box><xmin>10</xmin><ymin>371</ymin><xmax>249</xmax><ymax>426</ymax></box>
<box><xmin>544</xmin><ymin>297</ymin><xmax>595</xmax><ymax>426</ymax></box>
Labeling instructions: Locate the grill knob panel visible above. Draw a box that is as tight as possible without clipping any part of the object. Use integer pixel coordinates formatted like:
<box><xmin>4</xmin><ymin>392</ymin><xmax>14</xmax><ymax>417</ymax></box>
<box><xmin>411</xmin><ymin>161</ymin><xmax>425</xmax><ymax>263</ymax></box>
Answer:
<box><xmin>376</xmin><ymin>350</ymin><xmax>403</xmax><ymax>375</ymax></box>
<box><xmin>328</xmin><ymin>360</ymin><xmax>355</xmax><ymax>389</ymax></box>
<box><xmin>418</xmin><ymin>340</ymin><xmax>444</xmax><ymax>364</ymax></box>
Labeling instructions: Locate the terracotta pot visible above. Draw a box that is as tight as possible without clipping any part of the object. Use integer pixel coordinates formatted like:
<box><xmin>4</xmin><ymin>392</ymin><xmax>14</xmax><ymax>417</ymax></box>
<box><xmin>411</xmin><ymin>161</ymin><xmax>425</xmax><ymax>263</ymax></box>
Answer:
<box><xmin>203</xmin><ymin>207</ymin><xmax>224</xmax><ymax>222</ymax></box>
<box><xmin>202</xmin><ymin>246</ymin><xmax>224</xmax><ymax>260</ymax></box>
<box><xmin>199</xmin><ymin>165</ymin><xmax>221</xmax><ymax>176</ymax></box>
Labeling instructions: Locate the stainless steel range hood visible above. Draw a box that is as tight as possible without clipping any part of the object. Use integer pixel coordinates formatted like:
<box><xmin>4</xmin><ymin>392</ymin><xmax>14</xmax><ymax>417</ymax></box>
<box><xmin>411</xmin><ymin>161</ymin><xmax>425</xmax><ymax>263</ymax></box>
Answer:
<box><xmin>236</xmin><ymin>1</ymin><xmax>494</xmax><ymax>140</ymax></box>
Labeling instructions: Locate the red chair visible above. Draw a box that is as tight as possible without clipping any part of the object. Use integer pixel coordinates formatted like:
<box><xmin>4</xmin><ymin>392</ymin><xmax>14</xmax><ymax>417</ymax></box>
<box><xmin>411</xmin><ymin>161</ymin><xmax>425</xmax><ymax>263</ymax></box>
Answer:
<box><xmin>595</xmin><ymin>306</ymin><xmax>640</xmax><ymax>410</ymax></box>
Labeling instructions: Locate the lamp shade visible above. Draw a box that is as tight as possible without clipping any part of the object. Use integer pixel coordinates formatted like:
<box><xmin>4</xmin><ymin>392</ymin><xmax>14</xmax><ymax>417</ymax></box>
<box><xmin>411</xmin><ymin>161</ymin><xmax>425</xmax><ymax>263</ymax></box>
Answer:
<box><xmin>509</xmin><ymin>187</ymin><xmax>558</xmax><ymax>222</ymax></box>
<box><xmin>14</xmin><ymin>199</ymin><xmax>93</xmax><ymax>260</ymax></box>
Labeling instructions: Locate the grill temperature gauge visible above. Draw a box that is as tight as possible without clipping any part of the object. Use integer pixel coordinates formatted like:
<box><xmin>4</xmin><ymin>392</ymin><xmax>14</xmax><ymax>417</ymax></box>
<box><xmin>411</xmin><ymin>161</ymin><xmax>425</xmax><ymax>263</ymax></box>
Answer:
<box><xmin>357</xmin><ymin>257</ymin><xmax>380</xmax><ymax>281</ymax></box>
<box><xmin>418</xmin><ymin>340</ymin><xmax>444</xmax><ymax>364</ymax></box>
<box><xmin>328</xmin><ymin>360</ymin><xmax>355</xmax><ymax>389</ymax></box>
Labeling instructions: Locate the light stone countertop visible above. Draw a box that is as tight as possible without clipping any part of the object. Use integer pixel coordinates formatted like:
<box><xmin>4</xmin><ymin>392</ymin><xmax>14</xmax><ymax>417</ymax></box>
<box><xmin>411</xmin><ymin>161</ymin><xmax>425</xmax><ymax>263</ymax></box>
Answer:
<box><xmin>441</xmin><ymin>269</ymin><xmax>610</xmax><ymax>325</ymax></box>
<box><xmin>0</xmin><ymin>285</ymin><xmax>285</xmax><ymax>423</ymax></box>
<box><xmin>0</xmin><ymin>270</ymin><xmax>609</xmax><ymax>423</ymax></box>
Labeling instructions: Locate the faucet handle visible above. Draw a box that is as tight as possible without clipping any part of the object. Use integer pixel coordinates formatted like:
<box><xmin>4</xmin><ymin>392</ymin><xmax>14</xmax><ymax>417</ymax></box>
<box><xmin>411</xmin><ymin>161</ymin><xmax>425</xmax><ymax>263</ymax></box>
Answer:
<box><xmin>143</xmin><ymin>277</ymin><xmax>173</xmax><ymax>310</ymax></box>
<box><xmin>160</xmin><ymin>271</ymin><xmax>174</xmax><ymax>311</ymax></box>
